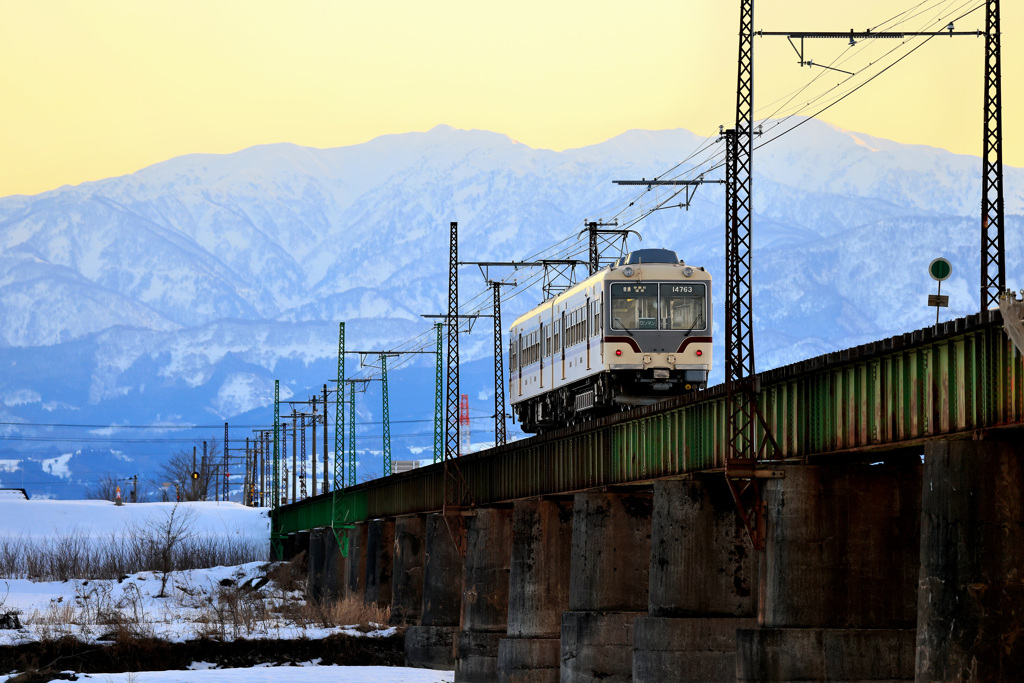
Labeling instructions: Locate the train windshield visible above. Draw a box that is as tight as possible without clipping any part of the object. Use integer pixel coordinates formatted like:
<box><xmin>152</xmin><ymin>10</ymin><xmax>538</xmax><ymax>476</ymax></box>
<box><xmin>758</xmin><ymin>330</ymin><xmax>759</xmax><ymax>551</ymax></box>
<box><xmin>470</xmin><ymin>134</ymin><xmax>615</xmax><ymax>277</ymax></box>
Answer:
<box><xmin>610</xmin><ymin>282</ymin><xmax>707</xmax><ymax>331</ymax></box>
<box><xmin>610</xmin><ymin>283</ymin><xmax>659</xmax><ymax>330</ymax></box>
<box><xmin>660</xmin><ymin>283</ymin><xmax>706</xmax><ymax>331</ymax></box>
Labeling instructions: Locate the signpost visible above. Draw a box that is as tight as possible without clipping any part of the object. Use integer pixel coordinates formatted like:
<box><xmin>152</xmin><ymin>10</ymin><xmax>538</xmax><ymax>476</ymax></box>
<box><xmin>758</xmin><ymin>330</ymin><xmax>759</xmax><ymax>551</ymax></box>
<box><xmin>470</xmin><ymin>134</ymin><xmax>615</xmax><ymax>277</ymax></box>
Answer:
<box><xmin>929</xmin><ymin>258</ymin><xmax>952</xmax><ymax>324</ymax></box>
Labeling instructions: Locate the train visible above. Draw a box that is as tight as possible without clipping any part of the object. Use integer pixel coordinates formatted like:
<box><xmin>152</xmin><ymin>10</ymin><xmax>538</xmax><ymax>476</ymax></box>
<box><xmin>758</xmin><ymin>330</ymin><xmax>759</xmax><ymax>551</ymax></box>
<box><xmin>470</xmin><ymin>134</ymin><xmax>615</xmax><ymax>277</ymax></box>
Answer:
<box><xmin>509</xmin><ymin>248</ymin><xmax>712</xmax><ymax>433</ymax></box>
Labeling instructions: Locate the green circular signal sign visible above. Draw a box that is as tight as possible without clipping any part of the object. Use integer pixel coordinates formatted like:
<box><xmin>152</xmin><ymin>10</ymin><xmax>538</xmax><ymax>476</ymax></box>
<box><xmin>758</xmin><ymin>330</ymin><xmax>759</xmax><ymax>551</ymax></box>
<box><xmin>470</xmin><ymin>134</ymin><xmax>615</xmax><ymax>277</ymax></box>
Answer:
<box><xmin>929</xmin><ymin>257</ymin><xmax>952</xmax><ymax>282</ymax></box>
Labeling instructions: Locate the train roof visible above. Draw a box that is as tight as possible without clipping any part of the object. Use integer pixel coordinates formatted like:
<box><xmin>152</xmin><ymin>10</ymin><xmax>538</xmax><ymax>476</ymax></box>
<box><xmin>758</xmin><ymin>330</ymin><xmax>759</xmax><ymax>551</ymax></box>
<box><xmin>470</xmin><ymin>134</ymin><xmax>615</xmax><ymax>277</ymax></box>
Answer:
<box><xmin>615</xmin><ymin>248</ymin><xmax>680</xmax><ymax>266</ymax></box>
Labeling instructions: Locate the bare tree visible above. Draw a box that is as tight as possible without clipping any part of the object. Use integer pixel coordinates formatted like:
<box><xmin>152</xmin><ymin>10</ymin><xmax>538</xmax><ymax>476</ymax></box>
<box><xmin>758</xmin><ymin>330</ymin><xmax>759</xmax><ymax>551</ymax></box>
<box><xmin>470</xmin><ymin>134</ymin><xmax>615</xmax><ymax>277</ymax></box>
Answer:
<box><xmin>84</xmin><ymin>474</ymin><xmax>120</xmax><ymax>501</ymax></box>
<box><xmin>144</xmin><ymin>503</ymin><xmax>197</xmax><ymax>598</ymax></box>
<box><xmin>153</xmin><ymin>439</ymin><xmax>221</xmax><ymax>502</ymax></box>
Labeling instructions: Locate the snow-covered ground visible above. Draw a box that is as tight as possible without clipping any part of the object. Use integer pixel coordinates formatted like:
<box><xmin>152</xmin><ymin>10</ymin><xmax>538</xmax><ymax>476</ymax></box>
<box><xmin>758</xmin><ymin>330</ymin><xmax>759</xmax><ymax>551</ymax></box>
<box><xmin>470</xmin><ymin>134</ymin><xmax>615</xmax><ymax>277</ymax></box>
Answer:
<box><xmin>0</xmin><ymin>562</ymin><xmax>395</xmax><ymax>646</ymax></box>
<box><xmin>0</xmin><ymin>499</ymin><xmax>270</xmax><ymax>542</ymax></box>
<box><xmin>0</xmin><ymin>500</ymin><xmax>446</xmax><ymax>681</ymax></box>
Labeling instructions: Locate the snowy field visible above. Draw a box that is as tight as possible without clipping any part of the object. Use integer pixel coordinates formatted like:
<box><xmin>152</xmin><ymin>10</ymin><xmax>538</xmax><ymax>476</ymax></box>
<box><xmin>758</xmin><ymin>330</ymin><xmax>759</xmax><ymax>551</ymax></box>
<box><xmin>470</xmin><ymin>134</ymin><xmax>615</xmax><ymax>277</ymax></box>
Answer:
<box><xmin>0</xmin><ymin>499</ymin><xmax>270</xmax><ymax>542</ymax></box>
<box><xmin>0</xmin><ymin>499</ymin><xmax>450</xmax><ymax>682</ymax></box>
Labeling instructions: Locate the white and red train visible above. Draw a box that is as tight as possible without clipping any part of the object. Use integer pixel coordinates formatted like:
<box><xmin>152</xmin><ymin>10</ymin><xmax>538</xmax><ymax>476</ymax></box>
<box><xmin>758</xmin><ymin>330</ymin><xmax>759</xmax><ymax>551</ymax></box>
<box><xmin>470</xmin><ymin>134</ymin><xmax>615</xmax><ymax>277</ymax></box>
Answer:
<box><xmin>509</xmin><ymin>248</ymin><xmax>712</xmax><ymax>433</ymax></box>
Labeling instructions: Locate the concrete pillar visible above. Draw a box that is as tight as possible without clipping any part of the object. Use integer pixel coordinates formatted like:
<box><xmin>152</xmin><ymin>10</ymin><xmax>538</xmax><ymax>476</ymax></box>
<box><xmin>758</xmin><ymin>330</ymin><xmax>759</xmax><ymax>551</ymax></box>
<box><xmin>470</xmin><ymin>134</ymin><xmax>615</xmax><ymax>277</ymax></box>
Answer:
<box><xmin>633</xmin><ymin>478</ymin><xmax>758</xmax><ymax>681</ymax></box>
<box><xmin>365</xmin><ymin>518</ymin><xmax>395</xmax><ymax>609</ymax></box>
<box><xmin>405</xmin><ymin>512</ymin><xmax>466</xmax><ymax>670</ymax></box>
<box><xmin>345</xmin><ymin>522</ymin><xmax>368</xmax><ymax>599</ymax></box>
<box><xmin>391</xmin><ymin>514</ymin><xmax>426</xmax><ymax>626</ymax></box>
<box><xmin>306</xmin><ymin>527</ymin><xmax>345</xmax><ymax>604</ymax></box>
<box><xmin>498</xmin><ymin>499</ymin><xmax>573</xmax><ymax>683</ymax></box>
<box><xmin>562</xmin><ymin>491</ymin><xmax>652</xmax><ymax>682</ymax></box>
<box><xmin>916</xmin><ymin>436</ymin><xmax>1024</xmax><ymax>681</ymax></box>
<box><xmin>737</xmin><ymin>464</ymin><xmax>922</xmax><ymax>682</ymax></box>
<box><xmin>455</xmin><ymin>507</ymin><xmax>513</xmax><ymax>682</ymax></box>
<box><xmin>306</xmin><ymin>527</ymin><xmax>329</xmax><ymax>603</ymax></box>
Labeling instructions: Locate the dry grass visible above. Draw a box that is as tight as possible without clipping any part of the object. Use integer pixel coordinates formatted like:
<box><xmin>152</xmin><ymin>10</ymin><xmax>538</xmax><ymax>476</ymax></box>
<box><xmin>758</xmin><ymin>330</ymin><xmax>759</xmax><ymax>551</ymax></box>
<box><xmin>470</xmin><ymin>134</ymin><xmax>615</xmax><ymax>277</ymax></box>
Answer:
<box><xmin>295</xmin><ymin>595</ymin><xmax>391</xmax><ymax>631</ymax></box>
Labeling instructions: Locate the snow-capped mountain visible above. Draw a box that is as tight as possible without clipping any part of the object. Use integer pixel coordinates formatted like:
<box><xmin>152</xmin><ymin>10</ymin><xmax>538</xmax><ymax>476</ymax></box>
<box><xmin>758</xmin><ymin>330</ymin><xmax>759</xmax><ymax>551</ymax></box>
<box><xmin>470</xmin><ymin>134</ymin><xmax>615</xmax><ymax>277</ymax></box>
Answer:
<box><xmin>0</xmin><ymin>118</ymin><xmax>1020</xmax><ymax>497</ymax></box>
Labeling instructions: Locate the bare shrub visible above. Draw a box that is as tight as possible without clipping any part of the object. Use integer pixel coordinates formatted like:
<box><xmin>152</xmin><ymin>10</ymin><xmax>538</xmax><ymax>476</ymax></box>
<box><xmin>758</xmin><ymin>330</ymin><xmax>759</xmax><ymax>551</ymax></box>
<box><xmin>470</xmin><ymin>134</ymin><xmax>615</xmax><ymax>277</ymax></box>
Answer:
<box><xmin>0</xmin><ymin>518</ymin><xmax>264</xmax><ymax>582</ymax></box>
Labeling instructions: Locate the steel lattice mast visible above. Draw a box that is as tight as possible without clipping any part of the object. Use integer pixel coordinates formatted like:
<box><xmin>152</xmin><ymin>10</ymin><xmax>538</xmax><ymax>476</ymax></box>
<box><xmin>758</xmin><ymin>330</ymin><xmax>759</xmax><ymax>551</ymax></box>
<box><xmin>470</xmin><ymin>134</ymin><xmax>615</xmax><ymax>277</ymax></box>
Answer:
<box><xmin>443</xmin><ymin>221</ymin><xmax>471</xmax><ymax>509</ymax></box>
<box><xmin>335</xmin><ymin>322</ymin><xmax>345</xmax><ymax>490</ymax></box>
<box><xmin>434</xmin><ymin>322</ymin><xmax>444</xmax><ymax>463</ymax></box>
<box><xmin>982</xmin><ymin>0</ymin><xmax>1005</xmax><ymax>309</ymax></box>
<box><xmin>723</xmin><ymin>0</ymin><xmax>779</xmax><ymax>551</ymax></box>
<box><xmin>491</xmin><ymin>281</ymin><xmax>510</xmax><ymax>446</ymax></box>
<box><xmin>323</xmin><ymin>384</ymin><xmax>329</xmax><ymax>494</ymax></box>
<box><xmin>381</xmin><ymin>353</ymin><xmax>392</xmax><ymax>477</ymax></box>
<box><xmin>725</xmin><ymin>0</ymin><xmax>758</xmax><ymax>468</ymax></box>
<box><xmin>271</xmin><ymin>380</ymin><xmax>283</xmax><ymax>559</ymax></box>
<box><xmin>223</xmin><ymin>422</ymin><xmax>229</xmax><ymax>502</ymax></box>
<box><xmin>348</xmin><ymin>382</ymin><xmax>357</xmax><ymax>487</ymax></box>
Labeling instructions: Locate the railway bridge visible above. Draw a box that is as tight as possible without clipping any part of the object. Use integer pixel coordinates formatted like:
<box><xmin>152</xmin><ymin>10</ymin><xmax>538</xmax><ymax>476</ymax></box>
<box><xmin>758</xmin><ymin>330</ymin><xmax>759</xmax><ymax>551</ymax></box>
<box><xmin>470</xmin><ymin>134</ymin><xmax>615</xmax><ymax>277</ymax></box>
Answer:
<box><xmin>276</xmin><ymin>310</ymin><xmax>1024</xmax><ymax>681</ymax></box>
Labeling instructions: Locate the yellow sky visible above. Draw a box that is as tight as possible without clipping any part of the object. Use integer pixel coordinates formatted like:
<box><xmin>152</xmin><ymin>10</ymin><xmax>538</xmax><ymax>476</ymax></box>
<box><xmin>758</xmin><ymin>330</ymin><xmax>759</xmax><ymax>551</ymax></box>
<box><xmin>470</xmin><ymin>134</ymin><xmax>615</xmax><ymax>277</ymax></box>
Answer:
<box><xmin>0</xmin><ymin>1</ymin><xmax>1019</xmax><ymax>197</ymax></box>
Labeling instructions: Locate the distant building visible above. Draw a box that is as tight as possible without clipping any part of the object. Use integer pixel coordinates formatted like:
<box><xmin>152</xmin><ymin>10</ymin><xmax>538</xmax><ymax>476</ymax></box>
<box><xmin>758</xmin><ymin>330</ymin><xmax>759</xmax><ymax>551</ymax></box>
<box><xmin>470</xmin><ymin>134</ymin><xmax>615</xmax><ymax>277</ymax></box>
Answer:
<box><xmin>391</xmin><ymin>460</ymin><xmax>433</xmax><ymax>475</ymax></box>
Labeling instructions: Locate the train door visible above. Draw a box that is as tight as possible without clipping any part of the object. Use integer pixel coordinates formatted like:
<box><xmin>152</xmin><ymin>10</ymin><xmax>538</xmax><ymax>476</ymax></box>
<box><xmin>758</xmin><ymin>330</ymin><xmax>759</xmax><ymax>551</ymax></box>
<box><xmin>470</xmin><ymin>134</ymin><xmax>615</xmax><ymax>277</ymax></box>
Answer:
<box><xmin>517</xmin><ymin>331</ymin><xmax>523</xmax><ymax>395</ymax></box>
<box><xmin>585</xmin><ymin>297</ymin><xmax>591</xmax><ymax>370</ymax></box>
<box><xmin>560</xmin><ymin>310</ymin><xmax>566</xmax><ymax>380</ymax></box>
<box><xmin>539</xmin><ymin>322</ymin><xmax>544</xmax><ymax>388</ymax></box>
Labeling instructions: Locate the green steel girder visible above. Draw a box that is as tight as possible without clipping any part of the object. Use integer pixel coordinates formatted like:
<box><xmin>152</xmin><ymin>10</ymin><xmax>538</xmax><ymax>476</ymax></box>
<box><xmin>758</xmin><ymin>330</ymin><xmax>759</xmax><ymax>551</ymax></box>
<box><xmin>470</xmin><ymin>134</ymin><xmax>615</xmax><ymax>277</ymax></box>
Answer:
<box><xmin>275</xmin><ymin>311</ymin><xmax>1024</xmax><ymax>534</ymax></box>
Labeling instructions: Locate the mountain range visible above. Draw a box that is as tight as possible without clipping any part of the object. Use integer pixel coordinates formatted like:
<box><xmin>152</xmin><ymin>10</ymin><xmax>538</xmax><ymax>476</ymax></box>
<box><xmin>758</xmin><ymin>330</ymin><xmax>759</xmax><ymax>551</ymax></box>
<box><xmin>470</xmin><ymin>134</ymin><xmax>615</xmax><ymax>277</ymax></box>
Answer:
<box><xmin>0</xmin><ymin>117</ymin><xmax>1020</xmax><ymax>498</ymax></box>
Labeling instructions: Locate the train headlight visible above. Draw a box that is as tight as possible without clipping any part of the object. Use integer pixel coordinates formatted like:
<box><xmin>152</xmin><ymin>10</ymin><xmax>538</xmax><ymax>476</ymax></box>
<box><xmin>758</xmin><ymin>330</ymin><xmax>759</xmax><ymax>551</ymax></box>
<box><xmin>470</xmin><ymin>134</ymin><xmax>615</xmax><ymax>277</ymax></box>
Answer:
<box><xmin>696</xmin><ymin>349</ymin><xmax>703</xmax><ymax>356</ymax></box>
<box><xmin>623</xmin><ymin>266</ymin><xmax>634</xmax><ymax>277</ymax></box>
<box><xmin>615</xmin><ymin>349</ymin><xmax>622</xmax><ymax>356</ymax></box>
<box><xmin>683</xmin><ymin>266</ymin><xmax>693</xmax><ymax>277</ymax></box>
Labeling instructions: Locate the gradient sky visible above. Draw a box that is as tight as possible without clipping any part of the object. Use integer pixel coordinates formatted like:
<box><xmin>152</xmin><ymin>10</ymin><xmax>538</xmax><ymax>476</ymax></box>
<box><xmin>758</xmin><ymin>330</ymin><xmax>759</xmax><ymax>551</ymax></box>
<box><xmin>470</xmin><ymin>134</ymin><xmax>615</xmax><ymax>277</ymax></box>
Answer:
<box><xmin>0</xmin><ymin>1</ymin><xmax>1019</xmax><ymax>198</ymax></box>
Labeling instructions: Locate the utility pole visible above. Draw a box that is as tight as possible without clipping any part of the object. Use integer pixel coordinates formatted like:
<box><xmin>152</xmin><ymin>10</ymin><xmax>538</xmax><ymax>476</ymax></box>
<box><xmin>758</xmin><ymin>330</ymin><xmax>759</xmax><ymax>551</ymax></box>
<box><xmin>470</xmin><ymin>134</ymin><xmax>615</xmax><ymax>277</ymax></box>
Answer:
<box><xmin>323</xmin><ymin>384</ymin><xmax>329</xmax><ymax>495</ymax></box>
<box><xmin>311</xmin><ymin>395</ymin><xmax>317</xmax><ymax>497</ymax></box>
<box><xmin>223</xmin><ymin>422</ymin><xmax>229</xmax><ymax>503</ymax></box>
<box><xmin>244</xmin><ymin>437</ymin><xmax>251</xmax><ymax>505</ymax></box>
<box><xmin>202</xmin><ymin>441</ymin><xmax>208</xmax><ymax>501</ymax></box>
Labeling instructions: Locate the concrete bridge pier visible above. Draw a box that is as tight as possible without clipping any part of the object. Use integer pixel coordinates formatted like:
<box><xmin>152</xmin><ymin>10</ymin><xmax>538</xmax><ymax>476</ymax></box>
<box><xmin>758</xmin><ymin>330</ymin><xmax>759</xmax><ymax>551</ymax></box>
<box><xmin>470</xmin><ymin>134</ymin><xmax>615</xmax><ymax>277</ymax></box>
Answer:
<box><xmin>345</xmin><ymin>521</ymin><xmax>368</xmax><ymax>600</ymax></box>
<box><xmin>737</xmin><ymin>464</ymin><xmax>922</xmax><ymax>682</ymax></box>
<box><xmin>561</xmin><ymin>491</ymin><xmax>653</xmax><ymax>682</ymax></box>
<box><xmin>916</xmin><ymin>435</ymin><xmax>1024</xmax><ymax>681</ymax></box>
<box><xmin>364</xmin><ymin>518</ymin><xmax>395</xmax><ymax>609</ymax></box>
<box><xmin>497</xmin><ymin>499</ymin><xmax>573</xmax><ymax>683</ymax></box>
<box><xmin>405</xmin><ymin>512</ymin><xmax>466</xmax><ymax>670</ymax></box>
<box><xmin>633</xmin><ymin>478</ymin><xmax>758</xmax><ymax>680</ymax></box>
<box><xmin>305</xmin><ymin>527</ymin><xmax>332</xmax><ymax>603</ymax></box>
<box><xmin>390</xmin><ymin>514</ymin><xmax>426</xmax><ymax>626</ymax></box>
<box><xmin>455</xmin><ymin>507</ymin><xmax>513</xmax><ymax>682</ymax></box>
